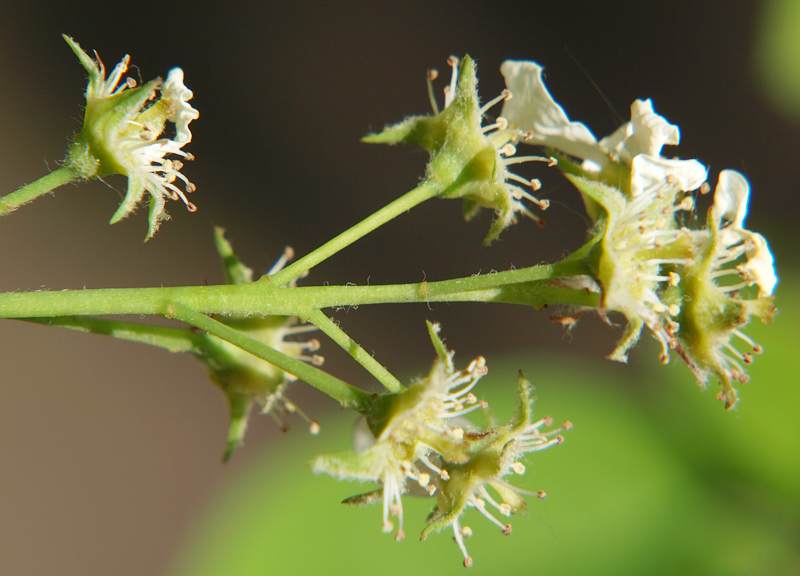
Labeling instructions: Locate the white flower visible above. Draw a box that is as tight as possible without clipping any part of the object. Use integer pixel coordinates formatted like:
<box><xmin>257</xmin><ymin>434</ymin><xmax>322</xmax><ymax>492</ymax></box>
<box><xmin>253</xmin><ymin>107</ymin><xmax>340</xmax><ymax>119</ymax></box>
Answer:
<box><xmin>64</xmin><ymin>36</ymin><xmax>200</xmax><ymax>239</ymax></box>
<box><xmin>499</xmin><ymin>60</ymin><xmax>704</xmax><ymax>193</ymax></box>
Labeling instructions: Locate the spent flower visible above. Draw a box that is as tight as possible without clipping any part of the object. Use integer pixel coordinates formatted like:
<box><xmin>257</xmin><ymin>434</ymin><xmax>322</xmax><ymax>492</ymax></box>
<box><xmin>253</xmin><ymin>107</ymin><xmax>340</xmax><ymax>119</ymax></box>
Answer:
<box><xmin>675</xmin><ymin>170</ymin><xmax>777</xmax><ymax>408</ymax></box>
<box><xmin>199</xmin><ymin>228</ymin><xmax>321</xmax><ymax>460</ymax></box>
<box><xmin>422</xmin><ymin>373</ymin><xmax>569</xmax><ymax>567</ymax></box>
<box><xmin>314</xmin><ymin>322</ymin><xmax>567</xmax><ymax>565</ymax></box>
<box><xmin>365</xmin><ymin>56</ymin><xmax>556</xmax><ymax>244</ymax></box>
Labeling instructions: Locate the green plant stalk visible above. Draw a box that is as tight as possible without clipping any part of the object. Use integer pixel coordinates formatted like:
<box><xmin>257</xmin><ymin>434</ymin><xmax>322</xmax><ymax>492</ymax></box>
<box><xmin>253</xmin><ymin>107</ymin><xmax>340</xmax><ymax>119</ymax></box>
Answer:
<box><xmin>302</xmin><ymin>309</ymin><xmax>403</xmax><ymax>393</ymax></box>
<box><xmin>0</xmin><ymin>257</ymin><xmax>595</xmax><ymax>320</ymax></box>
<box><xmin>22</xmin><ymin>316</ymin><xmax>202</xmax><ymax>354</ymax></box>
<box><xmin>164</xmin><ymin>303</ymin><xmax>371</xmax><ymax>411</ymax></box>
<box><xmin>267</xmin><ymin>181</ymin><xmax>441</xmax><ymax>286</ymax></box>
<box><xmin>0</xmin><ymin>166</ymin><xmax>80</xmax><ymax>215</ymax></box>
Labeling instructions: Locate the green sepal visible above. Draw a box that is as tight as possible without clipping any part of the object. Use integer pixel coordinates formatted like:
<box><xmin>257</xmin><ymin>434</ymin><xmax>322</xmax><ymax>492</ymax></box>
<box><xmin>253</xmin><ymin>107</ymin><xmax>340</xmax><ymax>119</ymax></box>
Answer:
<box><xmin>63</xmin><ymin>35</ymin><xmax>101</xmax><ymax>82</ymax></box>
<box><xmin>213</xmin><ymin>227</ymin><xmax>254</xmax><ymax>285</ymax></box>
<box><xmin>222</xmin><ymin>391</ymin><xmax>254</xmax><ymax>462</ymax></box>
<box><xmin>110</xmin><ymin>176</ymin><xmax>146</xmax><ymax>224</ymax></box>
<box><xmin>311</xmin><ymin>444</ymin><xmax>387</xmax><ymax>482</ymax></box>
<box><xmin>146</xmin><ymin>192</ymin><xmax>168</xmax><ymax>241</ymax></box>
<box><xmin>341</xmin><ymin>489</ymin><xmax>384</xmax><ymax>506</ymax></box>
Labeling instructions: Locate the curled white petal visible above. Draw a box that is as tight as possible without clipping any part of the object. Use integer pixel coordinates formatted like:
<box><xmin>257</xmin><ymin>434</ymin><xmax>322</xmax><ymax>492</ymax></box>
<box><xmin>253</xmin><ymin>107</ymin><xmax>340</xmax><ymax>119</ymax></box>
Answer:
<box><xmin>712</xmin><ymin>169</ymin><xmax>750</xmax><ymax>228</ymax></box>
<box><xmin>602</xmin><ymin>99</ymin><xmax>681</xmax><ymax>163</ymax></box>
<box><xmin>741</xmin><ymin>232</ymin><xmax>778</xmax><ymax>296</ymax></box>
<box><xmin>162</xmin><ymin>68</ymin><xmax>200</xmax><ymax>145</ymax></box>
<box><xmin>499</xmin><ymin>60</ymin><xmax>604</xmax><ymax>165</ymax></box>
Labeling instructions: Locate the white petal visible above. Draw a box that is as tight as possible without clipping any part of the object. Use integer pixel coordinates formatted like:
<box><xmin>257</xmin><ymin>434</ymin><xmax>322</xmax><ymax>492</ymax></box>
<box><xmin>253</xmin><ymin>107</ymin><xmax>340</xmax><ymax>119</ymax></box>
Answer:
<box><xmin>742</xmin><ymin>232</ymin><xmax>778</xmax><ymax>296</ymax></box>
<box><xmin>630</xmin><ymin>154</ymin><xmax>707</xmax><ymax>198</ymax></box>
<box><xmin>163</xmin><ymin>68</ymin><xmax>200</xmax><ymax>145</ymax></box>
<box><xmin>500</xmin><ymin>60</ymin><xmax>604</xmax><ymax>165</ymax></box>
<box><xmin>600</xmin><ymin>99</ymin><xmax>680</xmax><ymax>162</ymax></box>
<box><xmin>712</xmin><ymin>169</ymin><xmax>750</xmax><ymax>229</ymax></box>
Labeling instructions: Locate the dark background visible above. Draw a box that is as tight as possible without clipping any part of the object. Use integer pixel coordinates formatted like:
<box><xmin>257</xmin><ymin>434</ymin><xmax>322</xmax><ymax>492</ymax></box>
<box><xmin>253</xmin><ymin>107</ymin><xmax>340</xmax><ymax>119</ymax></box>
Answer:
<box><xmin>0</xmin><ymin>1</ymin><xmax>797</xmax><ymax>574</ymax></box>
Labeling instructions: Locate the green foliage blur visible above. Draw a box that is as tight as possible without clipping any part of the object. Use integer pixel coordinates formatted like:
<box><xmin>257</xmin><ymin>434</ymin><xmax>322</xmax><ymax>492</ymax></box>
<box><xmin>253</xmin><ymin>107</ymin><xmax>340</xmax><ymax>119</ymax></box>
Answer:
<box><xmin>170</xmin><ymin>277</ymin><xmax>798</xmax><ymax>576</ymax></box>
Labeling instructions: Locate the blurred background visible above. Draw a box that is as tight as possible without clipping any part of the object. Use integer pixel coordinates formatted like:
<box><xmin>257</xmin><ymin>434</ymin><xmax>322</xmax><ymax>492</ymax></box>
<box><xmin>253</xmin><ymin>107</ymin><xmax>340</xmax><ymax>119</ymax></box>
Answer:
<box><xmin>0</xmin><ymin>0</ymin><xmax>798</xmax><ymax>574</ymax></box>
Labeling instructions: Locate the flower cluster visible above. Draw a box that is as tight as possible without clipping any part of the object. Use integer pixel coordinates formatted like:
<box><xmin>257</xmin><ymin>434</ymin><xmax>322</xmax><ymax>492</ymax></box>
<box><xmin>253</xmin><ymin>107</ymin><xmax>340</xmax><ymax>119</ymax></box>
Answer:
<box><xmin>496</xmin><ymin>60</ymin><xmax>777</xmax><ymax>407</ymax></box>
<box><xmin>314</xmin><ymin>322</ymin><xmax>568</xmax><ymax>565</ymax></box>
<box><xmin>199</xmin><ymin>228</ymin><xmax>321</xmax><ymax>461</ymax></box>
<box><xmin>64</xmin><ymin>36</ymin><xmax>200</xmax><ymax>239</ymax></box>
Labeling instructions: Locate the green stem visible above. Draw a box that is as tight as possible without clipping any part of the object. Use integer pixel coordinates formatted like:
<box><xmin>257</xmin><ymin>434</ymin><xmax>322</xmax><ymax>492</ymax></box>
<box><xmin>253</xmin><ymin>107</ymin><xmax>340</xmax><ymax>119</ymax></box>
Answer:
<box><xmin>0</xmin><ymin>256</ymin><xmax>596</xmax><ymax>320</ymax></box>
<box><xmin>0</xmin><ymin>166</ymin><xmax>80</xmax><ymax>215</ymax></box>
<box><xmin>21</xmin><ymin>316</ymin><xmax>202</xmax><ymax>354</ymax></box>
<box><xmin>268</xmin><ymin>181</ymin><xmax>441</xmax><ymax>286</ymax></box>
<box><xmin>302</xmin><ymin>309</ymin><xmax>403</xmax><ymax>393</ymax></box>
<box><xmin>165</xmin><ymin>303</ymin><xmax>370</xmax><ymax>411</ymax></box>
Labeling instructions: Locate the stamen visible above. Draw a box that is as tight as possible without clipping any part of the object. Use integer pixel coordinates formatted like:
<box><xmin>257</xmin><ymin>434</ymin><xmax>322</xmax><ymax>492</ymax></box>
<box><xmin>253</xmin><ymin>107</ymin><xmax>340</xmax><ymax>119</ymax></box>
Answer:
<box><xmin>444</xmin><ymin>56</ymin><xmax>459</xmax><ymax>108</ymax></box>
<box><xmin>268</xmin><ymin>246</ymin><xmax>295</xmax><ymax>275</ymax></box>
<box><xmin>504</xmin><ymin>155</ymin><xmax>554</xmax><ymax>166</ymax></box>
<box><xmin>732</xmin><ymin>329</ymin><xmax>762</xmax><ymax>353</ymax></box>
<box><xmin>480</xmin><ymin>89</ymin><xmax>512</xmax><ymax>115</ymax></box>
<box><xmin>426</xmin><ymin>68</ymin><xmax>440</xmax><ymax>114</ymax></box>
<box><xmin>452</xmin><ymin>519</ymin><xmax>472</xmax><ymax>568</ymax></box>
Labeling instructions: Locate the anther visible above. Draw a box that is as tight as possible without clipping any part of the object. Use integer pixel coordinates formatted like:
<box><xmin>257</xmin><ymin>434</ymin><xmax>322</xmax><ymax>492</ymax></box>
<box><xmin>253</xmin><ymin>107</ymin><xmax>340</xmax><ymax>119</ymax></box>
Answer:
<box><xmin>461</xmin><ymin>526</ymin><xmax>473</xmax><ymax>537</ymax></box>
<box><xmin>668</xmin><ymin>271</ymin><xmax>681</xmax><ymax>286</ymax></box>
<box><xmin>126</xmin><ymin>77</ymin><xmax>137</xmax><ymax>89</ymax></box>
<box><xmin>311</xmin><ymin>355</ymin><xmax>325</xmax><ymax>366</ymax></box>
<box><xmin>536</xmin><ymin>490</ymin><xmax>548</xmax><ymax>499</ymax></box>
<box><xmin>511</xmin><ymin>462</ymin><xmax>526</xmax><ymax>474</ymax></box>
<box><xmin>496</xmin><ymin>117</ymin><xmax>509</xmax><ymax>130</ymax></box>
<box><xmin>547</xmin><ymin>156</ymin><xmax>558</xmax><ymax>167</ymax></box>
<box><xmin>309</xmin><ymin>421</ymin><xmax>321</xmax><ymax>435</ymax></box>
<box><xmin>562</xmin><ymin>420</ymin><xmax>574</xmax><ymax>431</ymax></box>
<box><xmin>417</xmin><ymin>473</ymin><xmax>431</xmax><ymax>487</ymax></box>
<box><xmin>186</xmin><ymin>202</ymin><xmax>198</xmax><ymax>213</ymax></box>
<box><xmin>530</xmin><ymin>178</ymin><xmax>542</xmax><ymax>191</ymax></box>
<box><xmin>463</xmin><ymin>557</ymin><xmax>474</xmax><ymax>568</ymax></box>
<box><xmin>427</xmin><ymin>69</ymin><xmax>439</xmax><ymax>81</ymax></box>
<box><xmin>395</xmin><ymin>529</ymin><xmax>406</xmax><ymax>542</ymax></box>
<box><xmin>700</xmin><ymin>182</ymin><xmax>711</xmax><ymax>195</ymax></box>
<box><xmin>499</xmin><ymin>503</ymin><xmax>512</xmax><ymax>516</ymax></box>
<box><xmin>500</xmin><ymin>143</ymin><xmax>517</xmax><ymax>157</ymax></box>
<box><xmin>305</xmin><ymin>339</ymin><xmax>321</xmax><ymax>352</ymax></box>
<box><xmin>502</xmin><ymin>524</ymin><xmax>513</xmax><ymax>536</ymax></box>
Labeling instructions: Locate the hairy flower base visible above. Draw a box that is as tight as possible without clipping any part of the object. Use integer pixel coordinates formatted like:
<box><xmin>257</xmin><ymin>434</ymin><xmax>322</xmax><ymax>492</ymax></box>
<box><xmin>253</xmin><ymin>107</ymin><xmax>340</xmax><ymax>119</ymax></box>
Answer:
<box><xmin>314</xmin><ymin>323</ymin><xmax>568</xmax><ymax>565</ymax></box>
